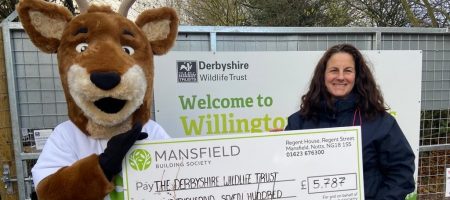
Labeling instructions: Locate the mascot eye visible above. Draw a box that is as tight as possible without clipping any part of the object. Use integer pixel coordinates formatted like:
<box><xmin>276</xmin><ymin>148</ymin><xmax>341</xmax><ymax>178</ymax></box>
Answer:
<box><xmin>122</xmin><ymin>46</ymin><xmax>135</xmax><ymax>55</ymax></box>
<box><xmin>75</xmin><ymin>43</ymin><xmax>88</xmax><ymax>53</ymax></box>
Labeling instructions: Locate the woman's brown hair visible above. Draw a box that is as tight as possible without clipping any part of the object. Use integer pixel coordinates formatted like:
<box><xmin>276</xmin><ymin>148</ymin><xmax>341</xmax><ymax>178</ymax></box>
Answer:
<box><xmin>300</xmin><ymin>43</ymin><xmax>387</xmax><ymax>120</ymax></box>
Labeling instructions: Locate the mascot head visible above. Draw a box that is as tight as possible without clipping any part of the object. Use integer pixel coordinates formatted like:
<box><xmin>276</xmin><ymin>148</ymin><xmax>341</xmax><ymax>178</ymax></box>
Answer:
<box><xmin>16</xmin><ymin>0</ymin><xmax>178</xmax><ymax>138</ymax></box>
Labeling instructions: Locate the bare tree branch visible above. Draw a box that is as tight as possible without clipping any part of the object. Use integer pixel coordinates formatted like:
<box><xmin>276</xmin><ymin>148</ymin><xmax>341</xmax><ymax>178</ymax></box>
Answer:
<box><xmin>422</xmin><ymin>0</ymin><xmax>438</xmax><ymax>27</ymax></box>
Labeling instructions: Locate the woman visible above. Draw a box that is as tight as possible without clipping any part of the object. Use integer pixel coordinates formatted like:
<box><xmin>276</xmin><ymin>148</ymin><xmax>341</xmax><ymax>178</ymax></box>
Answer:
<box><xmin>285</xmin><ymin>44</ymin><xmax>415</xmax><ymax>200</ymax></box>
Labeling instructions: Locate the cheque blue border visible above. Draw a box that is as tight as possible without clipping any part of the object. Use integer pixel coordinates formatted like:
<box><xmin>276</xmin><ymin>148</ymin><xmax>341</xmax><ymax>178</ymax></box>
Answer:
<box><xmin>124</xmin><ymin>127</ymin><xmax>362</xmax><ymax>200</ymax></box>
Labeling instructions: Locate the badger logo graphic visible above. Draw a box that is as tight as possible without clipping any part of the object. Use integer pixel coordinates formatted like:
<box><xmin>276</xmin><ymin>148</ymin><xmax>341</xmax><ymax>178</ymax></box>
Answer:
<box><xmin>177</xmin><ymin>61</ymin><xmax>198</xmax><ymax>82</ymax></box>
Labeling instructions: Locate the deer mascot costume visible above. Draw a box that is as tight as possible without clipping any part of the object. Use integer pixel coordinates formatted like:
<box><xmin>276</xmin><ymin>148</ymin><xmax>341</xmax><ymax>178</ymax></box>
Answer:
<box><xmin>16</xmin><ymin>0</ymin><xmax>178</xmax><ymax>198</ymax></box>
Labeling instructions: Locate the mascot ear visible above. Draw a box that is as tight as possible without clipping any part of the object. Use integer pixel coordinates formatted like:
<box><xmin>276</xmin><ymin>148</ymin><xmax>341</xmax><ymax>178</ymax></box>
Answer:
<box><xmin>16</xmin><ymin>0</ymin><xmax>73</xmax><ymax>53</ymax></box>
<box><xmin>135</xmin><ymin>7</ymin><xmax>179</xmax><ymax>55</ymax></box>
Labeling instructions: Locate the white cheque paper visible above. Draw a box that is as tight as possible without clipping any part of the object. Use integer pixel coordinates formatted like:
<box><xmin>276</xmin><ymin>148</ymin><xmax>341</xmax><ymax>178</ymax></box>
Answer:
<box><xmin>123</xmin><ymin>126</ymin><xmax>364</xmax><ymax>200</ymax></box>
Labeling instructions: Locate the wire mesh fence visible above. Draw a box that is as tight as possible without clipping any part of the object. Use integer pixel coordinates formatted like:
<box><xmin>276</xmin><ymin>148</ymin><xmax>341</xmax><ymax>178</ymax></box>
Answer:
<box><xmin>3</xmin><ymin>25</ymin><xmax>450</xmax><ymax>199</ymax></box>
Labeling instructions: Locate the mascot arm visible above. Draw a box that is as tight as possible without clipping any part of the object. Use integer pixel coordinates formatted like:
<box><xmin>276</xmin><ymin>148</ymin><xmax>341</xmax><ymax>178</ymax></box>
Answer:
<box><xmin>32</xmin><ymin>124</ymin><xmax>113</xmax><ymax>200</ymax></box>
<box><xmin>36</xmin><ymin>154</ymin><xmax>113</xmax><ymax>200</ymax></box>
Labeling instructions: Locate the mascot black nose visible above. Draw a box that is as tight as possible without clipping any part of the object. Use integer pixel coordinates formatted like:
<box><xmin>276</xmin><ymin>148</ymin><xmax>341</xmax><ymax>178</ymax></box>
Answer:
<box><xmin>90</xmin><ymin>72</ymin><xmax>121</xmax><ymax>90</ymax></box>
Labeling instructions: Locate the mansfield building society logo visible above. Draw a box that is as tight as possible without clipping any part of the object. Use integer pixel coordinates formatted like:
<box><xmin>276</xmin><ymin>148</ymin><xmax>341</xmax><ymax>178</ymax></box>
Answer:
<box><xmin>128</xmin><ymin>149</ymin><xmax>152</xmax><ymax>171</ymax></box>
<box><xmin>177</xmin><ymin>60</ymin><xmax>198</xmax><ymax>82</ymax></box>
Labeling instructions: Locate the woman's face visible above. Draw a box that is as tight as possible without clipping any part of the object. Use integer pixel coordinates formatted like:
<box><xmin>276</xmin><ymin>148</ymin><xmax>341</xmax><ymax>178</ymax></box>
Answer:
<box><xmin>324</xmin><ymin>52</ymin><xmax>356</xmax><ymax>98</ymax></box>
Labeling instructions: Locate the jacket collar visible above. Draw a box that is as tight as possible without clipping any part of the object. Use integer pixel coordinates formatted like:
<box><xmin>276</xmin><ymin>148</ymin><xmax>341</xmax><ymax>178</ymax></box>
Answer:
<box><xmin>319</xmin><ymin>92</ymin><xmax>358</xmax><ymax>120</ymax></box>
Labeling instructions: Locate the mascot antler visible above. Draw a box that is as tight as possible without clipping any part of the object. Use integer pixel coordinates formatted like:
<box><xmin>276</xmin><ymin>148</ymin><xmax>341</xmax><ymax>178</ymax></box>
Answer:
<box><xmin>74</xmin><ymin>0</ymin><xmax>88</xmax><ymax>13</ymax></box>
<box><xmin>118</xmin><ymin>0</ymin><xmax>136</xmax><ymax>16</ymax></box>
<box><xmin>74</xmin><ymin>0</ymin><xmax>136</xmax><ymax>16</ymax></box>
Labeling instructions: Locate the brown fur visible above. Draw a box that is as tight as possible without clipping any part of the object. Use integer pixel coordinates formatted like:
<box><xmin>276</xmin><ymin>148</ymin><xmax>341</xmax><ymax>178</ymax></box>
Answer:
<box><xmin>17</xmin><ymin>0</ymin><xmax>178</xmax><ymax>138</ymax></box>
<box><xmin>57</xmin><ymin>10</ymin><xmax>154</xmax><ymax>137</ymax></box>
<box><xmin>36</xmin><ymin>154</ymin><xmax>113</xmax><ymax>199</ymax></box>
<box><xmin>16</xmin><ymin>0</ymin><xmax>72</xmax><ymax>53</ymax></box>
<box><xmin>136</xmin><ymin>7</ymin><xmax>179</xmax><ymax>55</ymax></box>
<box><xmin>16</xmin><ymin>0</ymin><xmax>178</xmax><ymax>198</ymax></box>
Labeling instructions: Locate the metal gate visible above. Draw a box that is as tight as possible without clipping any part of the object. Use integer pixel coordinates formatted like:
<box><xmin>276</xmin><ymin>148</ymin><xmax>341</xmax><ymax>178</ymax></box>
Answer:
<box><xmin>2</xmin><ymin>18</ymin><xmax>450</xmax><ymax>199</ymax></box>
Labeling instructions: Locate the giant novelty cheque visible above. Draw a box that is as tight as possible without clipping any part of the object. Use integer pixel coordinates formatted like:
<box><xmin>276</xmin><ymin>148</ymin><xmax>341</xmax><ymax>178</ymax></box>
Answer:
<box><xmin>123</xmin><ymin>127</ymin><xmax>364</xmax><ymax>200</ymax></box>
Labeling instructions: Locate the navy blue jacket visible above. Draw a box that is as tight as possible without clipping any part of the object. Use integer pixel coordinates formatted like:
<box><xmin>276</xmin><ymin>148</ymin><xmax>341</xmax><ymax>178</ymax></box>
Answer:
<box><xmin>285</xmin><ymin>97</ymin><xmax>415</xmax><ymax>200</ymax></box>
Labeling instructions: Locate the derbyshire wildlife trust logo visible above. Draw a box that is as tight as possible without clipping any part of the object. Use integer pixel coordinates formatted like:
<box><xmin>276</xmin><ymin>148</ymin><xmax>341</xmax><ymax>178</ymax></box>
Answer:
<box><xmin>177</xmin><ymin>60</ymin><xmax>197</xmax><ymax>83</ymax></box>
<box><xmin>128</xmin><ymin>149</ymin><xmax>152</xmax><ymax>171</ymax></box>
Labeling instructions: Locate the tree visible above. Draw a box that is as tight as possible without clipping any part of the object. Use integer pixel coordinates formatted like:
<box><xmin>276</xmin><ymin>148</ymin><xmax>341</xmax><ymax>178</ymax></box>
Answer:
<box><xmin>243</xmin><ymin>0</ymin><xmax>352</xmax><ymax>26</ymax></box>
<box><xmin>1</xmin><ymin>0</ymin><xmax>17</xmax><ymax>20</ymax></box>
<box><xmin>131</xmin><ymin>0</ymin><xmax>187</xmax><ymax>22</ymax></box>
<box><xmin>345</xmin><ymin>0</ymin><xmax>409</xmax><ymax>27</ymax></box>
<box><xmin>1</xmin><ymin>0</ymin><xmax>77</xmax><ymax>21</ymax></box>
<box><xmin>173</xmin><ymin>0</ymin><xmax>251</xmax><ymax>26</ymax></box>
<box><xmin>347</xmin><ymin>0</ymin><xmax>449</xmax><ymax>27</ymax></box>
<box><xmin>409</xmin><ymin>0</ymin><xmax>450</xmax><ymax>27</ymax></box>
<box><xmin>196</xmin><ymin>0</ymin><xmax>250</xmax><ymax>26</ymax></box>
<box><xmin>400</xmin><ymin>0</ymin><xmax>421</xmax><ymax>26</ymax></box>
<box><xmin>58</xmin><ymin>0</ymin><xmax>76</xmax><ymax>14</ymax></box>
<box><xmin>5</xmin><ymin>0</ymin><xmax>449</xmax><ymax>27</ymax></box>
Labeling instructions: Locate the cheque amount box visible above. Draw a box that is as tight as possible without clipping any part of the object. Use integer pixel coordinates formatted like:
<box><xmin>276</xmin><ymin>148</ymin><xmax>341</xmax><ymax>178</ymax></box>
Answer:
<box><xmin>307</xmin><ymin>173</ymin><xmax>358</xmax><ymax>194</ymax></box>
